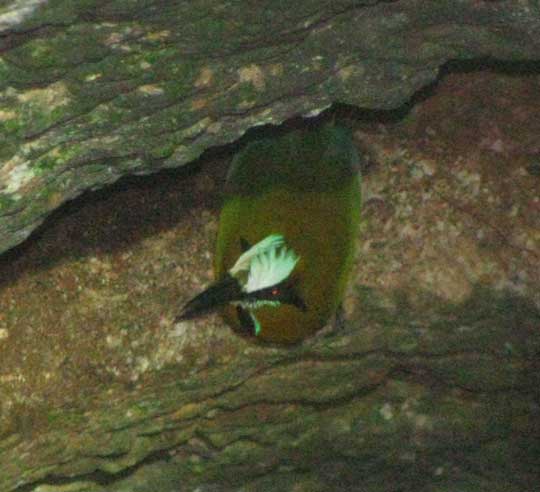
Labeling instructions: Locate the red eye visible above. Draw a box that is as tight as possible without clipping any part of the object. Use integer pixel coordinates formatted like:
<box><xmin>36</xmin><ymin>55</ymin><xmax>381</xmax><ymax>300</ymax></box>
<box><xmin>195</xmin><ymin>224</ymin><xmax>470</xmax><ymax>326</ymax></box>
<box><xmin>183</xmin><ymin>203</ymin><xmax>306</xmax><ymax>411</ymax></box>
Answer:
<box><xmin>271</xmin><ymin>288</ymin><xmax>280</xmax><ymax>296</ymax></box>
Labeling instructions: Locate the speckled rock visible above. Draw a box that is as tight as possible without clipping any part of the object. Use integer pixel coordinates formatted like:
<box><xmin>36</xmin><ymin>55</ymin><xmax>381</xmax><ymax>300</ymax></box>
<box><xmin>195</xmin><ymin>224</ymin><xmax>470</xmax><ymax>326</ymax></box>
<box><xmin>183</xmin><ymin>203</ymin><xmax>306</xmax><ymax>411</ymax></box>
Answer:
<box><xmin>1</xmin><ymin>0</ymin><xmax>540</xmax><ymax>254</ymax></box>
<box><xmin>0</xmin><ymin>65</ymin><xmax>539</xmax><ymax>491</ymax></box>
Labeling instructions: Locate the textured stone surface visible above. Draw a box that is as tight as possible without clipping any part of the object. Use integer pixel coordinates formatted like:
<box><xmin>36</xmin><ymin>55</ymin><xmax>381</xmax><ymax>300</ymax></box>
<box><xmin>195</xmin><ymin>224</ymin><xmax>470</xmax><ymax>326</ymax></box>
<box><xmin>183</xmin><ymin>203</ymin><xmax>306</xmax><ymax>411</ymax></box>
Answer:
<box><xmin>1</xmin><ymin>1</ymin><xmax>540</xmax><ymax>490</ymax></box>
<box><xmin>1</xmin><ymin>66</ymin><xmax>539</xmax><ymax>491</ymax></box>
<box><xmin>1</xmin><ymin>0</ymin><xmax>540</xmax><ymax>254</ymax></box>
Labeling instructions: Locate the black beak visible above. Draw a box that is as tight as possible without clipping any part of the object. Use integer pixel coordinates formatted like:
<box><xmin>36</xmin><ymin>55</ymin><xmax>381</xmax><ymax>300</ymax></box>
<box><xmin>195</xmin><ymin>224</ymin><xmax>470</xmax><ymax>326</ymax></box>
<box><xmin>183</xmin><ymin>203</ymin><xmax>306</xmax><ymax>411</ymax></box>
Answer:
<box><xmin>175</xmin><ymin>274</ymin><xmax>243</xmax><ymax>322</ymax></box>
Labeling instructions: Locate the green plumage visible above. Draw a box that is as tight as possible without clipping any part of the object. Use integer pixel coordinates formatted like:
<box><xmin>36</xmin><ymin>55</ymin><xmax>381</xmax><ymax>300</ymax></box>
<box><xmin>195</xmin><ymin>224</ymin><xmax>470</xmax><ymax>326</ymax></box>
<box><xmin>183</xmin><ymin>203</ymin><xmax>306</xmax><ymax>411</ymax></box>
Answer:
<box><xmin>215</xmin><ymin>124</ymin><xmax>361</xmax><ymax>343</ymax></box>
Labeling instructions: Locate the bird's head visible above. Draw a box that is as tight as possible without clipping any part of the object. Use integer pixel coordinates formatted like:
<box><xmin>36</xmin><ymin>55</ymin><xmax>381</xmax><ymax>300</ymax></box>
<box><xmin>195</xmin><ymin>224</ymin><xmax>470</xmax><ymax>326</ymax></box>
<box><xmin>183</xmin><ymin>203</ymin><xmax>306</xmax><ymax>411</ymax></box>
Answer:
<box><xmin>176</xmin><ymin>234</ymin><xmax>306</xmax><ymax>336</ymax></box>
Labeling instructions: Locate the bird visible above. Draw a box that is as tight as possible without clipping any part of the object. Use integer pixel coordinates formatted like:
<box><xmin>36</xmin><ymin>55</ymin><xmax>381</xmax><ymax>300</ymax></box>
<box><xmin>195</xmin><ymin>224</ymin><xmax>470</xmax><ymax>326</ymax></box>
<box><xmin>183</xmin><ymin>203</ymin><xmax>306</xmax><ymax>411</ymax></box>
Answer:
<box><xmin>176</xmin><ymin>123</ymin><xmax>361</xmax><ymax>344</ymax></box>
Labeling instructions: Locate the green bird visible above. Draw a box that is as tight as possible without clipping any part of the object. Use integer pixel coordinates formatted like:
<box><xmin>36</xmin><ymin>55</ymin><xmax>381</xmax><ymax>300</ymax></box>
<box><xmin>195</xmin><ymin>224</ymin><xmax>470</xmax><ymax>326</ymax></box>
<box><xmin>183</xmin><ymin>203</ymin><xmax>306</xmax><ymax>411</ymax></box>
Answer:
<box><xmin>176</xmin><ymin>124</ymin><xmax>361</xmax><ymax>343</ymax></box>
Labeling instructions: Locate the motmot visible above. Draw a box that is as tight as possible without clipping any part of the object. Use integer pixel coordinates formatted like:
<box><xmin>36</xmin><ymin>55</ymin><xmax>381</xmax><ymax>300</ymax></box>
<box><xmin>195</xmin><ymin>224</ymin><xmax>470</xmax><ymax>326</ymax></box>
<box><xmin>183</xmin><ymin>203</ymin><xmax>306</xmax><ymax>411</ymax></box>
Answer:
<box><xmin>176</xmin><ymin>124</ymin><xmax>361</xmax><ymax>344</ymax></box>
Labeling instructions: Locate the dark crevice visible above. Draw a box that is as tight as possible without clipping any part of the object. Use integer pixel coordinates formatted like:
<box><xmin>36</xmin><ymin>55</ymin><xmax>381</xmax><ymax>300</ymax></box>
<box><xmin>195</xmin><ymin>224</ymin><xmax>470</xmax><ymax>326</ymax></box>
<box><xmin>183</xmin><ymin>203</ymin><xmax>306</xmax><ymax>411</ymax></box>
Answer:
<box><xmin>394</xmin><ymin>363</ymin><xmax>539</xmax><ymax>398</ymax></box>
<box><xmin>0</xmin><ymin>23</ymin><xmax>70</xmax><ymax>54</ymax></box>
<box><xmin>14</xmin><ymin>446</ymin><xmax>174</xmax><ymax>492</ymax></box>
<box><xmin>210</xmin><ymin>376</ymin><xmax>389</xmax><ymax>413</ymax></box>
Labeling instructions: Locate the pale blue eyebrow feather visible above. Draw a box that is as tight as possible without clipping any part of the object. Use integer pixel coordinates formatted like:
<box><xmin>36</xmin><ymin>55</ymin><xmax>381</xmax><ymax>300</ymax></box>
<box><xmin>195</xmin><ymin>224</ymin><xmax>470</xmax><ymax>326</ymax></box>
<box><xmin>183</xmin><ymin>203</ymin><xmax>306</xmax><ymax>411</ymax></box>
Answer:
<box><xmin>228</xmin><ymin>233</ymin><xmax>300</xmax><ymax>293</ymax></box>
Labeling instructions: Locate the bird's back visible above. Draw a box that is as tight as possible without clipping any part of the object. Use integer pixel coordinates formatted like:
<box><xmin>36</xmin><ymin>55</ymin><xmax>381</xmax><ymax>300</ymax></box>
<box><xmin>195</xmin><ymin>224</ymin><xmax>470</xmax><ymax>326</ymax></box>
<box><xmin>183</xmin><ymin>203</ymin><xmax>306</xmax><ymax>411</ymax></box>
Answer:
<box><xmin>215</xmin><ymin>125</ymin><xmax>361</xmax><ymax>343</ymax></box>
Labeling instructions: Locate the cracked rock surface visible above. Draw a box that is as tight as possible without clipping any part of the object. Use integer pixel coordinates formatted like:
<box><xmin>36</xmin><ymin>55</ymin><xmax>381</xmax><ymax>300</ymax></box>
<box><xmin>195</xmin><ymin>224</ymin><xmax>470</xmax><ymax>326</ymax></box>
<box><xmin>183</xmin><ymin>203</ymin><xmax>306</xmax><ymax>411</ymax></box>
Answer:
<box><xmin>1</xmin><ymin>1</ymin><xmax>540</xmax><ymax>490</ymax></box>
<box><xmin>0</xmin><ymin>64</ymin><xmax>539</xmax><ymax>490</ymax></box>
<box><xmin>1</xmin><ymin>0</ymin><xmax>540</xmax><ymax>254</ymax></box>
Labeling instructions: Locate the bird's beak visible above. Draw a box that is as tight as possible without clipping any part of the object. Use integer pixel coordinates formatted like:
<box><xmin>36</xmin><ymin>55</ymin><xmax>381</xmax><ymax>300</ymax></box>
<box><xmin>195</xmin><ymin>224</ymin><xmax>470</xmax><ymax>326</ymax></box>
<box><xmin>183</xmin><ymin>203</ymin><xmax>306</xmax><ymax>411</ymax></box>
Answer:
<box><xmin>175</xmin><ymin>274</ymin><xmax>242</xmax><ymax>322</ymax></box>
